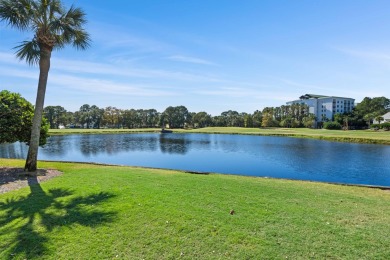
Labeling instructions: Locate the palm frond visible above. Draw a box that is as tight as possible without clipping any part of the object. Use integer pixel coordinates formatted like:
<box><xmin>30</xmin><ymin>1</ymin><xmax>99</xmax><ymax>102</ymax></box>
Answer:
<box><xmin>0</xmin><ymin>0</ymin><xmax>34</xmax><ymax>30</ymax></box>
<box><xmin>36</xmin><ymin>0</ymin><xmax>60</xmax><ymax>26</ymax></box>
<box><xmin>48</xmin><ymin>0</ymin><xmax>62</xmax><ymax>20</ymax></box>
<box><xmin>54</xmin><ymin>29</ymin><xmax>90</xmax><ymax>50</ymax></box>
<box><xmin>72</xmin><ymin>29</ymin><xmax>90</xmax><ymax>50</ymax></box>
<box><xmin>3</xmin><ymin>0</ymin><xmax>90</xmax><ymax>60</ymax></box>
<box><xmin>14</xmin><ymin>39</ymin><xmax>40</xmax><ymax>65</ymax></box>
<box><xmin>64</xmin><ymin>5</ymin><xmax>87</xmax><ymax>26</ymax></box>
<box><xmin>51</xmin><ymin>5</ymin><xmax>87</xmax><ymax>33</ymax></box>
<box><xmin>50</xmin><ymin>4</ymin><xmax>90</xmax><ymax>49</ymax></box>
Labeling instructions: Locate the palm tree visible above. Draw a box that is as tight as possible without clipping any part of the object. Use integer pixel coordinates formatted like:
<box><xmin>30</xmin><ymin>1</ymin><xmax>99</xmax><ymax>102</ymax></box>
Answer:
<box><xmin>0</xmin><ymin>0</ymin><xmax>90</xmax><ymax>172</ymax></box>
<box><xmin>363</xmin><ymin>113</ymin><xmax>375</xmax><ymax>127</ymax></box>
<box><xmin>375</xmin><ymin>116</ymin><xmax>384</xmax><ymax>125</ymax></box>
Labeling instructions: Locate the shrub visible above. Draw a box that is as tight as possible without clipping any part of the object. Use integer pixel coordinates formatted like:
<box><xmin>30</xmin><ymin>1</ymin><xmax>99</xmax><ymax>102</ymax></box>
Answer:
<box><xmin>302</xmin><ymin>119</ymin><xmax>315</xmax><ymax>128</ymax></box>
<box><xmin>323</xmin><ymin>121</ymin><xmax>342</xmax><ymax>130</ymax></box>
<box><xmin>382</xmin><ymin>122</ymin><xmax>390</xmax><ymax>131</ymax></box>
<box><xmin>370</xmin><ymin>124</ymin><xmax>380</xmax><ymax>130</ymax></box>
<box><xmin>370</xmin><ymin>123</ymin><xmax>390</xmax><ymax>130</ymax></box>
<box><xmin>0</xmin><ymin>90</ymin><xmax>49</xmax><ymax>145</ymax></box>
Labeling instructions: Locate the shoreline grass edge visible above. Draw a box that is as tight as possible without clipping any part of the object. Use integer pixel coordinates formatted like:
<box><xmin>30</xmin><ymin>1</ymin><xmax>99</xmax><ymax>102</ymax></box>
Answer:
<box><xmin>37</xmin><ymin>159</ymin><xmax>390</xmax><ymax>190</ymax></box>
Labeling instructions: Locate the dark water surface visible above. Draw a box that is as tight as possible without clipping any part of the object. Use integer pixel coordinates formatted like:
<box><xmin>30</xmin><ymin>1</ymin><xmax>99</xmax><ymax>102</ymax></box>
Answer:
<box><xmin>1</xmin><ymin>133</ymin><xmax>390</xmax><ymax>186</ymax></box>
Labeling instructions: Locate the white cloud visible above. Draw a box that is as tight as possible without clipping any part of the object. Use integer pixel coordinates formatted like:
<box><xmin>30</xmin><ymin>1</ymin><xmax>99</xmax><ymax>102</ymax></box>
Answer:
<box><xmin>0</xmin><ymin>51</ymin><xmax>225</xmax><ymax>83</ymax></box>
<box><xmin>0</xmin><ymin>64</ymin><xmax>181</xmax><ymax>97</ymax></box>
<box><xmin>193</xmin><ymin>86</ymin><xmax>291</xmax><ymax>102</ymax></box>
<box><xmin>0</xmin><ymin>67</ymin><xmax>37</xmax><ymax>79</ymax></box>
<box><xmin>47</xmin><ymin>73</ymin><xmax>180</xmax><ymax>97</ymax></box>
<box><xmin>0</xmin><ymin>52</ymin><xmax>26</xmax><ymax>65</ymax></box>
<box><xmin>279</xmin><ymin>79</ymin><xmax>332</xmax><ymax>92</ymax></box>
<box><xmin>335</xmin><ymin>48</ymin><xmax>390</xmax><ymax>61</ymax></box>
<box><xmin>166</xmin><ymin>55</ymin><xmax>216</xmax><ymax>65</ymax></box>
<box><xmin>50</xmin><ymin>57</ymin><xmax>223</xmax><ymax>82</ymax></box>
<box><xmin>89</xmin><ymin>21</ymin><xmax>176</xmax><ymax>54</ymax></box>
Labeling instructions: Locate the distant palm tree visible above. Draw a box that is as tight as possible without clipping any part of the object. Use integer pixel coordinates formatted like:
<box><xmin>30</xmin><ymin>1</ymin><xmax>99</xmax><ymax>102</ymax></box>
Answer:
<box><xmin>375</xmin><ymin>116</ymin><xmax>384</xmax><ymax>125</ymax></box>
<box><xmin>363</xmin><ymin>113</ymin><xmax>375</xmax><ymax>127</ymax></box>
<box><xmin>0</xmin><ymin>0</ymin><xmax>90</xmax><ymax>171</ymax></box>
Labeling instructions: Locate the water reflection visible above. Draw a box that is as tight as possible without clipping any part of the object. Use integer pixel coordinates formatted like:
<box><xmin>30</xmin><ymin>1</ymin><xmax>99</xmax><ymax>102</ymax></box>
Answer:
<box><xmin>0</xmin><ymin>142</ymin><xmax>27</xmax><ymax>159</ymax></box>
<box><xmin>1</xmin><ymin>133</ymin><xmax>389</xmax><ymax>186</ymax></box>
<box><xmin>77</xmin><ymin>134</ymin><xmax>159</xmax><ymax>156</ymax></box>
<box><xmin>160</xmin><ymin>135</ymin><xmax>189</xmax><ymax>154</ymax></box>
<box><xmin>159</xmin><ymin>134</ymin><xmax>214</xmax><ymax>154</ymax></box>
<box><xmin>41</xmin><ymin>135</ymin><xmax>69</xmax><ymax>157</ymax></box>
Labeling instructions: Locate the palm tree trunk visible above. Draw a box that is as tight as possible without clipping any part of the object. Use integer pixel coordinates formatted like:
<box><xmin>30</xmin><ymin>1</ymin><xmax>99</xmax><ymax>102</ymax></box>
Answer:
<box><xmin>25</xmin><ymin>47</ymin><xmax>51</xmax><ymax>172</ymax></box>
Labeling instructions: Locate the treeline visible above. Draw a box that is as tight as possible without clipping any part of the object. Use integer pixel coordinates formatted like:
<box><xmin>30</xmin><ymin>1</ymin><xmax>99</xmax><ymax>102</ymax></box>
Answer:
<box><xmin>43</xmin><ymin>96</ymin><xmax>389</xmax><ymax>130</ymax></box>
<box><xmin>328</xmin><ymin>96</ymin><xmax>390</xmax><ymax>129</ymax></box>
<box><xmin>43</xmin><ymin>103</ymin><xmax>314</xmax><ymax>129</ymax></box>
<box><xmin>351</xmin><ymin>97</ymin><xmax>389</xmax><ymax>126</ymax></box>
<box><xmin>256</xmin><ymin>96</ymin><xmax>389</xmax><ymax>130</ymax></box>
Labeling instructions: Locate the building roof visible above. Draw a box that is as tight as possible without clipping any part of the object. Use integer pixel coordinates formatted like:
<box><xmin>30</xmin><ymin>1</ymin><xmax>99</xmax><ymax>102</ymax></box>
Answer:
<box><xmin>383</xmin><ymin>112</ymin><xmax>390</xmax><ymax>119</ymax></box>
<box><xmin>299</xmin><ymin>94</ymin><xmax>327</xmax><ymax>99</ymax></box>
<box><xmin>298</xmin><ymin>94</ymin><xmax>354</xmax><ymax>100</ymax></box>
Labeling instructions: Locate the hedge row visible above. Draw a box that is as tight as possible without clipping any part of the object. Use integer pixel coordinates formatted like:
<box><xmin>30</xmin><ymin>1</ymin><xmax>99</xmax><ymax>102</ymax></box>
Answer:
<box><xmin>370</xmin><ymin>122</ymin><xmax>390</xmax><ymax>130</ymax></box>
<box><xmin>323</xmin><ymin>121</ymin><xmax>342</xmax><ymax>130</ymax></box>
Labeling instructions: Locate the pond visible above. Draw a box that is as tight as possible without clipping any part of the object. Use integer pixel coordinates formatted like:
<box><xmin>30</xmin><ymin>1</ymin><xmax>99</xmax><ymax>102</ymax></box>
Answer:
<box><xmin>1</xmin><ymin>133</ymin><xmax>390</xmax><ymax>186</ymax></box>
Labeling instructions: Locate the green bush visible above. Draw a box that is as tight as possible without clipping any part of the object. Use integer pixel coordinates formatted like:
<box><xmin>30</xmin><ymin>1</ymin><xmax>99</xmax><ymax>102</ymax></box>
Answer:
<box><xmin>370</xmin><ymin>123</ymin><xmax>390</xmax><ymax>130</ymax></box>
<box><xmin>382</xmin><ymin>122</ymin><xmax>390</xmax><ymax>130</ymax></box>
<box><xmin>0</xmin><ymin>90</ymin><xmax>49</xmax><ymax>145</ymax></box>
<box><xmin>323</xmin><ymin>121</ymin><xmax>342</xmax><ymax>130</ymax></box>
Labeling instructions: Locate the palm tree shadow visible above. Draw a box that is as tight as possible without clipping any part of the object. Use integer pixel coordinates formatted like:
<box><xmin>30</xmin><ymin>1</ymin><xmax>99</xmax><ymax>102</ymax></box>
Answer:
<box><xmin>0</xmin><ymin>176</ymin><xmax>117</xmax><ymax>259</ymax></box>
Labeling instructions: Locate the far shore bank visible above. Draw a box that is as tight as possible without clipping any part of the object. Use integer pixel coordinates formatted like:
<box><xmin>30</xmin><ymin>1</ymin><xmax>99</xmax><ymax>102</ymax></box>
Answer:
<box><xmin>48</xmin><ymin>127</ymin><xmax>390</xmax><ymax>145</ymax></box>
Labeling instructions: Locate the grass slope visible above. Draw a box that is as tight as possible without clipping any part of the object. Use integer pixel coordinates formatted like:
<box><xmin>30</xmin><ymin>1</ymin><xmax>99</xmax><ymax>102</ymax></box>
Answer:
<box><xmin>49</xmin><ymin>127</ymin><xmax>390</xmax><ymax>145</ymax></box>
<box><xmin>1</xmin><ymin>159</ymin><xmax>389</xmax><ymax>259</ymax></box>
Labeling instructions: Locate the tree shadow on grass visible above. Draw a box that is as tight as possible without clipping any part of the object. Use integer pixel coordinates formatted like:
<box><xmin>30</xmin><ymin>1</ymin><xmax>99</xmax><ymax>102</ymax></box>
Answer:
<box><xmin>0</xmin><ymin>176</ymin><xmax>117</xmax><ymax>259</ymax></box>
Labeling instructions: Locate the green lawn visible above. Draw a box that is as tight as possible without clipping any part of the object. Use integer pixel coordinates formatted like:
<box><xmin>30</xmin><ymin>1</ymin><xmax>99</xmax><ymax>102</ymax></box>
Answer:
<box><xmin>49</xmin><ymin>127</ymin><xmax>390</xmax><ymax>145</ymax></box>
<box><xmin>1</xmin><ymin>159</ymin><xmax>390</xmax><ymax>259</ymax></box>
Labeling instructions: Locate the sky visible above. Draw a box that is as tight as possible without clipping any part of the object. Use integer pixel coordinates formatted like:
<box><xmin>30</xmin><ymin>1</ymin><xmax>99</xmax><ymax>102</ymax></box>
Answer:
<box><xmin>1</xmin><ymin>0</ymin><xmax>390</xmax><ymax>115</ymax></box>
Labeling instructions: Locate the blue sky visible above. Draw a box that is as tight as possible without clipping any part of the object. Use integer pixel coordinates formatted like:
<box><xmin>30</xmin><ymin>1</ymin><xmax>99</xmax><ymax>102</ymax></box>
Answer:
<box><xmin>1</xmin><ymin>0</ymin><xmax>390</xmax><ymax>115</ymax></box>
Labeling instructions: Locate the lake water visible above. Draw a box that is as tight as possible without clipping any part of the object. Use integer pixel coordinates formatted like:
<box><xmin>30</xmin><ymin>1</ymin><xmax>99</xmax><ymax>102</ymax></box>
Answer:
<box><xmin>1</xmin><ymin>133</ymin><xmax>390</xmax><ymax>186</ymax></box>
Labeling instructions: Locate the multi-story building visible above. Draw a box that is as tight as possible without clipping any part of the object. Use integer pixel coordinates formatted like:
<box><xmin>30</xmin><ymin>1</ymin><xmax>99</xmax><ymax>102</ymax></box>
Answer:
<box><xmin>286</xmin><ymin>94</ymin><xmax>355</xmax><ymax>122</ymax></box>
